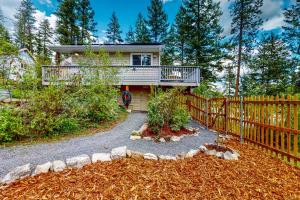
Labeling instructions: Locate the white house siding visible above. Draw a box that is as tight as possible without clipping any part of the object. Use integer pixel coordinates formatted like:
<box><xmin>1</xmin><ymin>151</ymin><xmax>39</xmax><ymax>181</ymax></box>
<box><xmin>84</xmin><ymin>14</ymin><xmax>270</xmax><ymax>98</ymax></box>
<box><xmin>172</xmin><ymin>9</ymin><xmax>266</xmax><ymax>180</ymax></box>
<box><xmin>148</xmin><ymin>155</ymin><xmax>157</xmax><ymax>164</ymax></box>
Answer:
<box><xmin>69</xmin><ymin>52</ymin><xmax>159</xmax><ymax>66</ymax></box>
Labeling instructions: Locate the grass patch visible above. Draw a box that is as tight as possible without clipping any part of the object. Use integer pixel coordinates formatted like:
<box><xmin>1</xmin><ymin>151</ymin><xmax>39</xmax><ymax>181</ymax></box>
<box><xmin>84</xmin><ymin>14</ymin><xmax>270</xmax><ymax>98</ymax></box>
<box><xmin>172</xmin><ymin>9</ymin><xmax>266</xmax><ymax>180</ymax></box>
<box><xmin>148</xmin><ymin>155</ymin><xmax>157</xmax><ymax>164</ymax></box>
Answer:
<box><xmin>0</xmin><ymin>110</ymin><xmax>128</xmax><ymax>148</ymax></box>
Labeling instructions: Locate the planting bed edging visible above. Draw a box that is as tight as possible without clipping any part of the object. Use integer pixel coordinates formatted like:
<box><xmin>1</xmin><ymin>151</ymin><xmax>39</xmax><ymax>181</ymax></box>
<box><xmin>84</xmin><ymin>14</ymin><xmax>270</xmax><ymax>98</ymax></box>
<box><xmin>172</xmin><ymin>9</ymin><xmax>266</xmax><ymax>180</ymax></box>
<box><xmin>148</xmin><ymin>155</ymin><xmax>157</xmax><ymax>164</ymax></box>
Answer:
<box><xmin>130</xmin><ymin>123</ymin><xmax>201</xmax><ymax>142</ymax></box>
<box><xmin>0</xmin><ymin>140</ymin><xmax>240</xmax><ymax>186</ymax></box>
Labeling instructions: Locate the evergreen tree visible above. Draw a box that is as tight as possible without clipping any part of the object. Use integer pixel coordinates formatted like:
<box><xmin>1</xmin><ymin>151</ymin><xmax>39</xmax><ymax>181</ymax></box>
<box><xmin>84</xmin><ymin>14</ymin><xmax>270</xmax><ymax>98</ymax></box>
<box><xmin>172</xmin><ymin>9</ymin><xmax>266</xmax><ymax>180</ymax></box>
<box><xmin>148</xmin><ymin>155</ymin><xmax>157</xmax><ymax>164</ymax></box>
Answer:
<box><xmin>56</xmin><ymin>0</ymin><xmax>80</xmax><ymax>45</ymax></box>
<box><xmin>125</xmin><ymin>26</ymin><xmax>135</xmax><ymax>43</ymax></box>
<box><xmin>106</xmin><ymin>12</ymin><xmax>122</xmax><ymax>44</ymax></box>
<box><xmin>135</xmin><ymin>13</ymin><xmax>150</xmax><ymax>43</ymax></box>
<box><xmin>147</xmin><ymin>0</ymin><xmax>169</xmax><ymax>43</ymax></box>
<box><xmin>174</xmin><ymin>6</ymin><xmax>189</xmax><ymax>65</ymax></box>
<box><xmin>246</xmin><ymin>33</ymin><xmax>292</xmax><ymax>96</ymax></box>
<box><xmin>36</xmin><ymin>19</ymin><xmax>53</xmax><ymax>63</ymax></box>
<box><xmin>182</xmin><ymin>0</ymin><xmax>224</xmax><ymax>82</ymax></box>
<box><xmin>161</xmin><ymin>25</ymin><xmax>176</xmax><ymax>65</ymax></box>
<box><xmin>14</xmin><ymin>0</ymin><xmax>36</xmax><ymax>52</ymax></box>
<box><xmin>283</xmin><ymin>0</ymin><xmax>300</xmax><ymax>56</ymax></box>
<box><xmin>78</xmin><ymin>0</ymin><xmax>97</xmax><ymax>44</ymax></box>
<box><xmin>230</xmin><ymin>0</ymin><xmax>263</xmax><ymax>96</ymax></box>
<box><xmin>0</xmin><ymin>9</ymin><xmax>10</xmax><ymax>41</ymax></box>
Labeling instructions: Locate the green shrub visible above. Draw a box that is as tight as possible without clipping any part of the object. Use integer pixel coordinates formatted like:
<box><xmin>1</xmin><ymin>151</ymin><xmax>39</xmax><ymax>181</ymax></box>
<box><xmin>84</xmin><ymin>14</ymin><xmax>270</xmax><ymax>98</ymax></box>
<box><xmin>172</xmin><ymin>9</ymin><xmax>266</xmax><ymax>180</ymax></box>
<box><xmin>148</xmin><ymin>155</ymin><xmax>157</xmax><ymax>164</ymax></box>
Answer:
<box><xmin>53</xmin><ymin>116</ymin><xmax>79</xmax><ymax>134</ymax></box>
<box><xmin>147</xmin><ymin>88</ymin><xmax>190</xmax><ymax>134</ymax></box>
<box><xmin>148</xmin><ymin>98</ymin><xmax>164</xmax><ymax>134</ymax></box>
<box><xmin>0</xmin><ymin>108</ymin><xmax>24</xmax><ymax>142</ymax></box>
<box><xmin>170</xmin><ymin>107</ymin><xmax>190</xmax><ymax>131</ymax></box>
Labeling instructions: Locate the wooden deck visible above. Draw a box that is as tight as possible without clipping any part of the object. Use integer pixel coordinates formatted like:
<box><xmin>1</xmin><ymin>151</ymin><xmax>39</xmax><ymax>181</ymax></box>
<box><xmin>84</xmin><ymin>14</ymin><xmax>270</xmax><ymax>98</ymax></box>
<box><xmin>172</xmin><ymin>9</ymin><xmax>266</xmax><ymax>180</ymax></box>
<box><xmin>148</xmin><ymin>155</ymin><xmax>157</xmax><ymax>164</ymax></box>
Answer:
<box><xmin>42</xmin><ymin>65</ymin><xmax>200</xmax><ymax>86</ymax></box>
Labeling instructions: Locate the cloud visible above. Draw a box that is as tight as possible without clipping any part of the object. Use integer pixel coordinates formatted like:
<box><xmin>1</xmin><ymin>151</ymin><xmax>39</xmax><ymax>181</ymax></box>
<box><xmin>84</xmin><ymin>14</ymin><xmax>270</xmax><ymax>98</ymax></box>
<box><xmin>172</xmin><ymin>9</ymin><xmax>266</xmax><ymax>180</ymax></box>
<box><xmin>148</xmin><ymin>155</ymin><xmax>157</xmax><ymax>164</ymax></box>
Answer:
<box><xmin>217</xmin><ymin>0</ymin><xmax>232</xmax><ymax>36</ymax></box>
<box><xmin>34</xmin><ymin>10</ymin><xmax>57</xmax><ymax>30</ymax></box>
<box><xmin>1</xmin><ymin>0</ymin><xmax>21</xmax><ymax>20</ymax></box>
<box><xmin>38</xmin><ymin>0</ymin><xmax>52</xmax><ymax>6</ymax></box>
<box><xmin>261</xmin><ymin>0</ymin><xmax>285</xmax><ymax>30</ymax></box>
<box><xmin>162</xmin><ymin>0</ymin><xmax>173</xmax><ymax>4</ymax></box>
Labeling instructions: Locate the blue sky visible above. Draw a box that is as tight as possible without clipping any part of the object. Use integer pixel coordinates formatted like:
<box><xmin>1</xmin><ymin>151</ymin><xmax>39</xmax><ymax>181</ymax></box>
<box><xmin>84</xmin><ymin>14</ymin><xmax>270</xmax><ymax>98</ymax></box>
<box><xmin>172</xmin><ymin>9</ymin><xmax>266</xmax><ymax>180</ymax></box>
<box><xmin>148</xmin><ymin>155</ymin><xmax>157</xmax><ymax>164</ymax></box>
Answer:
<box><xmin>0</xmin><ymin>0</ymin><xmax>297</xmax><ymax>42</ymax></box>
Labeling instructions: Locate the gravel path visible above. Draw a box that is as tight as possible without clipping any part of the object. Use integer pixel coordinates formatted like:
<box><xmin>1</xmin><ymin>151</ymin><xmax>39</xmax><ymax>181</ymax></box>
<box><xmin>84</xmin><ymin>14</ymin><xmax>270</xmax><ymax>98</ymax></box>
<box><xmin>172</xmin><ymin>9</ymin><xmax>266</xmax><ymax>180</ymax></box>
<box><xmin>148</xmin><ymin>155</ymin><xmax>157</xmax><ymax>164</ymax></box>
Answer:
<box><xmin>0</xmin><ymin>112</ymin><xmax>216</xmax><ymax>178</ymax></box>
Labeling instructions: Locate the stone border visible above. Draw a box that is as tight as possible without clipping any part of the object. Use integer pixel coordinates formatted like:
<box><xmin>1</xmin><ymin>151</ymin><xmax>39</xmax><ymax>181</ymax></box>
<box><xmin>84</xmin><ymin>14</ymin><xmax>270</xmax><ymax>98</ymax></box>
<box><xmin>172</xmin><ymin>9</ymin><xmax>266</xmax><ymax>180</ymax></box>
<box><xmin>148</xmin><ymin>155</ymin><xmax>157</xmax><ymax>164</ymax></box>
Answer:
<box><xmin>0</xmin><ymin>141</ymin><xmax>240</xmax><ymax>186</ymax></box>
<box><xmin>130</xmin><ymin>123</ymin><xmax>201</xmax><ymax>142</ymax></box>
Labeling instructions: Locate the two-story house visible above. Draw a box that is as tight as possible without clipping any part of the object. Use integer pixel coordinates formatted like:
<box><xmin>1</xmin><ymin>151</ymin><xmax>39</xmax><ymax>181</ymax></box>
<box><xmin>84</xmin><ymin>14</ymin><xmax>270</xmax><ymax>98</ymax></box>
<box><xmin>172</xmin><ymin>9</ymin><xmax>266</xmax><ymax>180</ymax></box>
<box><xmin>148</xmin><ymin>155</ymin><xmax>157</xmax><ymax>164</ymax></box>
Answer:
<box><xmin>42</xmin><ymin>43</ymin><xmax>200</xmax><ymax>111</ymax></box>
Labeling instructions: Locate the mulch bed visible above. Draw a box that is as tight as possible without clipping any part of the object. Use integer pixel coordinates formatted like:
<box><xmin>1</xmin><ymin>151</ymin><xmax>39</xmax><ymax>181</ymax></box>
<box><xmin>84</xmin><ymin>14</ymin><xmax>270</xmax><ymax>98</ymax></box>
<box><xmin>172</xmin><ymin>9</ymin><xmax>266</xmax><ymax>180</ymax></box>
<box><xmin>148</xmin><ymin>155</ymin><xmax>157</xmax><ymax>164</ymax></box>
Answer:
<box><xmin>142</xmin><ymin>123</ymin><xmax>194</xmax><ymax>139</ymax></box>
<box><xmin>1</xmin><ymin>140</ymin><xmax>299</xmax><ymax>200</ymax></box>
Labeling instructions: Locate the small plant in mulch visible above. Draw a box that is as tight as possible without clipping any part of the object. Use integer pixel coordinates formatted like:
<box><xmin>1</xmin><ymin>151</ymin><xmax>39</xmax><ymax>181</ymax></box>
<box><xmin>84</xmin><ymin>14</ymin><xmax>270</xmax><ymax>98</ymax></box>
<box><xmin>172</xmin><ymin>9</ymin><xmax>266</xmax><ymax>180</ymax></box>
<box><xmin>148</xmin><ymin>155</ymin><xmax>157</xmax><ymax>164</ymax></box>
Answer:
<box><xmin>141</xmin><ymin>123</ymin><xmax>195</xmax><ymax>141</ymax></box>
<box><xmin>144</xmin><ymin>88</ymin><xmax>192</xmax><ymax>140</ymax></box>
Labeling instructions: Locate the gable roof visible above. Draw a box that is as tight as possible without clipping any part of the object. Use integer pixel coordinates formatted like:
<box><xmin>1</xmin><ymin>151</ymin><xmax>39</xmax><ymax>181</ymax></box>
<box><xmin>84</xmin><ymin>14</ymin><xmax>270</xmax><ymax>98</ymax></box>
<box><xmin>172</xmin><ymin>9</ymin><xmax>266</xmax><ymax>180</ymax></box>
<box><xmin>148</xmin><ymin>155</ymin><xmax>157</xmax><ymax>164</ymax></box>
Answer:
<box><xmin>48</xmin><ymin>43</ymin><xmax>164</xmax><ymax>54</ymax></box>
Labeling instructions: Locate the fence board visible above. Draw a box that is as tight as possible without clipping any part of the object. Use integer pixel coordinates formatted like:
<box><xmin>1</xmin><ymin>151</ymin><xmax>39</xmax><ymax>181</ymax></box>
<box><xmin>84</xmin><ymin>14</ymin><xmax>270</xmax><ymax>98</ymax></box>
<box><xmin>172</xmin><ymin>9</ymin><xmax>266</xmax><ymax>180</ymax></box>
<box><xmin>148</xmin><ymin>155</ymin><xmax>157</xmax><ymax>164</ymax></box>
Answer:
<box><xmin>186</xmin><ymin>93</ymin><xmax>300</xmax><ymax>165</ymax></box>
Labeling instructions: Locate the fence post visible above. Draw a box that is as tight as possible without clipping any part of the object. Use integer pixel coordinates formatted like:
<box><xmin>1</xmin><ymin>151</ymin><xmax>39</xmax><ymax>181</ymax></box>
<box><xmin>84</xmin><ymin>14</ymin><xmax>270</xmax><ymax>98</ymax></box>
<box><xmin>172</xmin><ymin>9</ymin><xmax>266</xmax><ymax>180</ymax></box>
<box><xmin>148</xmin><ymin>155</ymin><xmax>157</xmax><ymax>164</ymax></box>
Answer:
<box><xmin>225</xmin><ymin>98</ymin><xmax>228</xmax><ymax>134</ymax></box>
<box><xmin>240</xmin><ymin>96</ymin><xmax>244</xmax><ymax>143</ymax></box>
<box><xmin>206</xmin><ymin>98</ymin><xmax>209</xmax><ymax>130</ymax></box>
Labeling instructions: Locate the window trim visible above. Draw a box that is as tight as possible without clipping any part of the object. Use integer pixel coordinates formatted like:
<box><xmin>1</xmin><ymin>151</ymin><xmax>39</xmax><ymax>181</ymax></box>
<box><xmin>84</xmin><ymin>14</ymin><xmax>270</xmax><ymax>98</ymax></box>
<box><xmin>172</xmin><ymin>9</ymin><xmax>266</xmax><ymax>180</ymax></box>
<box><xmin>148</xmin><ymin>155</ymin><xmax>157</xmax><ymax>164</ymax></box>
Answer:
<box><xmin>130</xmin><ymin>53</ymin><xmax>153</xmax><ymax>66</ymax></box>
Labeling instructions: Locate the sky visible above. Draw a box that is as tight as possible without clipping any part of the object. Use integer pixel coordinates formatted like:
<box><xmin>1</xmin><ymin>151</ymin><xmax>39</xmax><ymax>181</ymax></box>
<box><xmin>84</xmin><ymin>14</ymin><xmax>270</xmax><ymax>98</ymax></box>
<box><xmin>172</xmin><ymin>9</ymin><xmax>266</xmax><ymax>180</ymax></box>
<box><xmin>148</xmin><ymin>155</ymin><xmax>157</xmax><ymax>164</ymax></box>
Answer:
<box><xmin>0</xmin><ymin>0</ymin><xmax>297</xmax><ymax>42</ymax></box>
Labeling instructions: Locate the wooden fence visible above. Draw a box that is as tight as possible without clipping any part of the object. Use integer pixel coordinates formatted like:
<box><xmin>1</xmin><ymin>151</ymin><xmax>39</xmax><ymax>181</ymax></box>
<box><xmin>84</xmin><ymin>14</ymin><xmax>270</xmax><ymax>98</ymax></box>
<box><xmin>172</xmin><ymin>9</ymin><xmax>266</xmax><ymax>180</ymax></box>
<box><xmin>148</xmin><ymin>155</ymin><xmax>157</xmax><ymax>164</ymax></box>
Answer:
<box><xmin>184</xmin><ymin>93</ymin><xmax>300</xmax><ymax>165</ymax></box>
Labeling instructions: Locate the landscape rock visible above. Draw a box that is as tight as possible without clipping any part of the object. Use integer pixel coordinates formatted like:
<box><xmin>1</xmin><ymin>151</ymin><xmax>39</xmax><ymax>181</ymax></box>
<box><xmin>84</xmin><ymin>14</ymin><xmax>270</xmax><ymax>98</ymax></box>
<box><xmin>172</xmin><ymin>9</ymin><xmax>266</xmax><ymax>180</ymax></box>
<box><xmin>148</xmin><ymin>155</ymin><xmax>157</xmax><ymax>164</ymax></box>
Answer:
<box><xmin>130</xmin><ymin>135</ymin><xmax>141</xmax><ymax>140</ymax></box>
<box><xmin>131</xmin><ymin>130</ymin><xmax>140</xmax><ymax>136</ymax></box>
<box><xmin>231</xmin><ymin>150</ymin><xmax>240</xmax><ymax>157</ymax></box>
<box><xmin>144</xmin><ymin>153</ymin><xmax>158</xmax><ymax>160</ymax></box>
<box><xmin>185</xmin><ymin>149</ymin><xmax>199</xmax><ymax>158</ymax></box>
<box><xmin>223</xmin><ymin>151</ymin><xmax>239</xmax><ymax>160</ymax></box>
<box><xmin>143</xmin><ymin>137</ymin><xmax>152</xmax><ymax>141</ymax></box>
<box><xmin>92</xmin><ymin>153</ymin><xmax>111</xmax><ymax>163</ymax></box>
<box><xmin>130</xmin><ymin>151</ymin><xmax>144</xmax><ymax>159</ymax></box>
<box><xmin>1</xmin><ymin>163</ymin><xmax>31</xmax><ymax>184</ymax></box>
<box><xmin>138</xmin><ymin>123</ymin><xmax>148</xmax><ymax>133</ymax></box>
<box><xmin>66</xmin><ymin>154</ymin><xmax>91</xmax><ymax>168</ymax></box>
<box><xmin>51</xmin><ymin>160</ymin><xmax>66</xmax><ymax>172</ymax></box>
<box><xmin>158</xmin><ymin>155</ymin><xmax>177</xmax><ymax>160</ymax></box>
<box><xmin>170</xmin><ymin>136</ymin><xmax>181</xmax><ymax>142</ymax></box>
<box><xmin>111</xmin><ymin>146</ymin><xmax>127</xmax><ymax>160</ymax></box>
<box><xmin>176</xmin><ymin>152</ymin><xmax>186</xmax><ymax>160</ymax></box>
<box><xmin>33</xmin><ymin>162</ymin><xmax>52</xmax><ymax>176</ymax></box>
<box><xmin>199</xmin><ymin>145</ymin><xmax>208</xmax><ymax>152</ymax></box>
<box><xmin>205</xmin><ymin>149</ymin><xmax>217</xmax><ymax>156</ymax></box>
<box><xmin>159</xmin><ymin>138</ymin><xmax>166</xmax><ymax>143</ymax></box>
<box><xmin>216</xmin><ymin>152</ymin><xmax>224</xmax><ymax>158</ymax></box>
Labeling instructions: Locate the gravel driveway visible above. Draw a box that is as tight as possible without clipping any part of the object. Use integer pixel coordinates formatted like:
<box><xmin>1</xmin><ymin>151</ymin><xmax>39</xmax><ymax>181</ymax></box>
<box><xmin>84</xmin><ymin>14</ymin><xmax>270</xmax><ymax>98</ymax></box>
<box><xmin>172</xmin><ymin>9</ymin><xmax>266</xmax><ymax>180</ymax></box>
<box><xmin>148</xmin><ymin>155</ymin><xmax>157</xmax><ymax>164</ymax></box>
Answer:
<box><xmin>0</xmin><ymin>112</ymin><xmax>216</xmax><ymax>178</ymax></box>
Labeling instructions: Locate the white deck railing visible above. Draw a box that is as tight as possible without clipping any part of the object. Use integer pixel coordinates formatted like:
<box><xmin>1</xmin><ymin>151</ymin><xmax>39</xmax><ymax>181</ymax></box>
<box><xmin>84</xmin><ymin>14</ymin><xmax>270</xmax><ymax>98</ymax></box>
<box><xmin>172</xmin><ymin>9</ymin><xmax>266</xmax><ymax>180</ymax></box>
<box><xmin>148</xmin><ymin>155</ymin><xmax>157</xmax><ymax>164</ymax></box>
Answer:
<box><xmin>42</xmin><ymin>65</ymin><xmax>200</xmax><ymax>86</ymax></box>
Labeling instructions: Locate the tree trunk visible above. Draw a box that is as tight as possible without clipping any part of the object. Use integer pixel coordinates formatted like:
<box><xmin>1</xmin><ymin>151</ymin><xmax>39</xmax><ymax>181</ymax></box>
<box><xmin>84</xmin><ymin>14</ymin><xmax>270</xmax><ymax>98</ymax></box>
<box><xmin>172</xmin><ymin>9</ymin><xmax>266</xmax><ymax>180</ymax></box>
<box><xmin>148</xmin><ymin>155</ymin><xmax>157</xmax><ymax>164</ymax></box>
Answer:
<box><xmin>235</xmin><ymin>2</ymin><xmax>244</xmax><ymax>97</ymax></box>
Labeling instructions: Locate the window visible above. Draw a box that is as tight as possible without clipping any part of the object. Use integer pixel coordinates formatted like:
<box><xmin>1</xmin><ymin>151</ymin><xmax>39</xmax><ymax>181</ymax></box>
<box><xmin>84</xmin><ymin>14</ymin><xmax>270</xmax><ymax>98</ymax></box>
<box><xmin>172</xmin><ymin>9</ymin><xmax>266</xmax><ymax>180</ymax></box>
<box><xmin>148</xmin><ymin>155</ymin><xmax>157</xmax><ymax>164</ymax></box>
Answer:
<box><xmin>131</xmin><ymin>54</ymin><xmax>152</xmax><ymax>66</ymax></box>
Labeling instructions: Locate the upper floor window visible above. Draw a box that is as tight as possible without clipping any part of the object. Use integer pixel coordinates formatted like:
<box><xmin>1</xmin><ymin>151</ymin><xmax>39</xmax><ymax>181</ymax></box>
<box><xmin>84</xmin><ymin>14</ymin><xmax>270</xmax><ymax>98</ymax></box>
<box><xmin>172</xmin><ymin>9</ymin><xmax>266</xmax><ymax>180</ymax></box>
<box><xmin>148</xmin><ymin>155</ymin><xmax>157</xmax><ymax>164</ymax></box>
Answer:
<box><xmin>131</xmin><ymin>53</ymin><xmax>152</xmax><ymax>66</ymax></box>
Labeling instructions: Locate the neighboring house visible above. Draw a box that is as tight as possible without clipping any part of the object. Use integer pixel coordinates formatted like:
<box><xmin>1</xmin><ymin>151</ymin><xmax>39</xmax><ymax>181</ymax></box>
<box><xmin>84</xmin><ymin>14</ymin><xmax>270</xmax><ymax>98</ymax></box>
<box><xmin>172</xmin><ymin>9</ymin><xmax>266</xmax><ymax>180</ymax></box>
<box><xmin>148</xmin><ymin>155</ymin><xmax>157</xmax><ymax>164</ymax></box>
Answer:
<box><xmin>42</xmin><ymin>43</ymin><xmax>200</xmax><ymax>111</ymax></box>
<box><xmin>0</xmin><ymin>48</ymin><xmax>35</xmax><ymax>81</ymax></box>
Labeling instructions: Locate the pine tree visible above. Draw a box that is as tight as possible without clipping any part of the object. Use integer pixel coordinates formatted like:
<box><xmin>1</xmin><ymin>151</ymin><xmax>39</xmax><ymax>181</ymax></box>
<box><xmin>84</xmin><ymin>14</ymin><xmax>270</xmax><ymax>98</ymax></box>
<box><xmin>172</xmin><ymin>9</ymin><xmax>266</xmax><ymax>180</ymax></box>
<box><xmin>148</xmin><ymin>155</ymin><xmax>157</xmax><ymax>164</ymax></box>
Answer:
<box><xmin>161</xmin><ymin>25</ymin><xmax>176</xmax><ymax>65</ymax></box>
<box><xmin>56</xmin><ymin>0</ymin><xmax>80</xmax><ymax>45</ymax></box>
<box><xmin>106</xmin><ymin>12</ymin><xmax>122</xmax><ymax>44</ymax></box>
<box><xmin>182</xmin><ymin>0</ymin><xmax>223</xmax><ymax>82</ymax></box>
<box><xmin>125</xmin><ymin>26</ymin><xmax>135</xmax><ymax>43</ymax></box>
<box><xmin>135</xmin><ymin>13</ymin><xmax>150</xmax><ymax>43</ymax></box>
<box><xmin>0</xmin><ymin>9</ymin><xmax>10</xmax><ymax>41</ymax></box>
<box><xmin>174</xmin><ymin>6</ymin><xmax>189</xmax><ymax>65</ymax></box>
<box><xmin>247</xmin><ymin>33</ymin><xmax>292</xmax><ymax>95</ymax></box>
<box><xmin>14</xmin><ymin>0</ymin><xmax>36</xmax><ymax>52</ymax></box>
<box><xmin>230</xmin><ymin>0</ymin><xmax>263</xmax><ymax>96</ymax></box>
<box><xmin>147</xmin><ymin>0</ymin><xmax>169</xmax><ymax>43</ymax></box>
<box><xmin>36</xmin><ymin>19</ymin><xmax>53</xmax><ymax>63</ymax></box>
<box><xmin>283</xmin><ymin>0</ymin><xmax>299</xmax><ymax>55</ymax></box>
<box><xmin>78</xmin><ymin>0</ymin><xmax>97</xmax><ymax>44</ymax></box>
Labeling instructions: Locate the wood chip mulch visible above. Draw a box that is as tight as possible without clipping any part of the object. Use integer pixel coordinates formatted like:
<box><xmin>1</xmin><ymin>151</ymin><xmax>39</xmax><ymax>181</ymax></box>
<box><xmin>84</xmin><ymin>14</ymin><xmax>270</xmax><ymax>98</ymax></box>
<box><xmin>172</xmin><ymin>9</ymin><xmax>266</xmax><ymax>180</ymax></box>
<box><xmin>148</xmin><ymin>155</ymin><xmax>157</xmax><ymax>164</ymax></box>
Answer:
<box><xmin>1</xmin><ymin>140</ymin><xmax>299</xmax><ymax>200</ymax></box>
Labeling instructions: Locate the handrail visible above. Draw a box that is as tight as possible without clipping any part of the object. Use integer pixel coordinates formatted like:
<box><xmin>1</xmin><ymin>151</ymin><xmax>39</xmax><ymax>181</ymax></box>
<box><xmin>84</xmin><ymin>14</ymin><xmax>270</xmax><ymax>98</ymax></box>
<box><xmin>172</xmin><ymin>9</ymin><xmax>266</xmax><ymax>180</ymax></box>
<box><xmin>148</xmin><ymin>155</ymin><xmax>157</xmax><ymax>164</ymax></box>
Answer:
<box><xmin>42</xmin><ymin>65</ymin><xmax>201</xmax><ymax>86</ymax></box>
